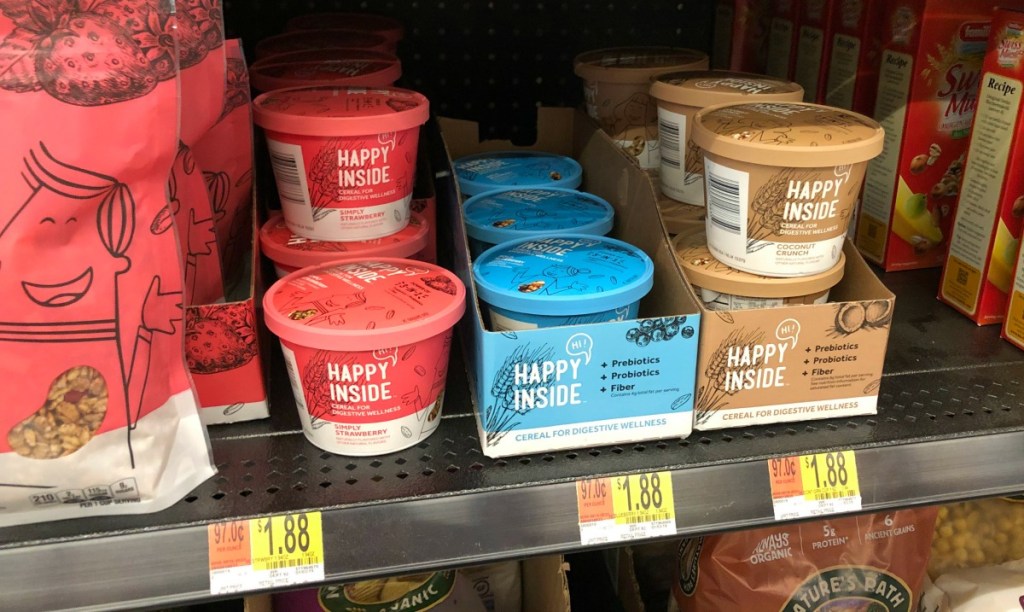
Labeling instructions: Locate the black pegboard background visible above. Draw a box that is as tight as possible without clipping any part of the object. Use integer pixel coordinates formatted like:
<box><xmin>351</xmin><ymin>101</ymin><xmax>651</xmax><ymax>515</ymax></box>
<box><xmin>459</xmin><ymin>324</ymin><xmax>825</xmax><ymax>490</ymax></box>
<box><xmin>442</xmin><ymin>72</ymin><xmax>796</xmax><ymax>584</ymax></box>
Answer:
<box><xmin>224</xmin><ymin>1</ymin><xmax>715</xmax><ymax>142</ymax></box>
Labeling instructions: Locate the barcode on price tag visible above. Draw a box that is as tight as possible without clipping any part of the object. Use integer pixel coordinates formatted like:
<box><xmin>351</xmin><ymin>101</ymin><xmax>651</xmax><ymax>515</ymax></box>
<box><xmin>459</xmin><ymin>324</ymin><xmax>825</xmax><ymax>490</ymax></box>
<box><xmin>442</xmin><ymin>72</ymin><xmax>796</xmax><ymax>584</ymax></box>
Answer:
<box><xmin>768</xmin><ymin>451</ymin><xmax>861</xmax><ymax>521</ymax></box>
<box><xmin>577</xmin><ymin>472</ymin><xmax>676</xmax><ymax>545</ymax></box>
<box><xmin>208</xmin><ymin>511</ymin><xmax>325</xmax><ymax>595</ymax></box>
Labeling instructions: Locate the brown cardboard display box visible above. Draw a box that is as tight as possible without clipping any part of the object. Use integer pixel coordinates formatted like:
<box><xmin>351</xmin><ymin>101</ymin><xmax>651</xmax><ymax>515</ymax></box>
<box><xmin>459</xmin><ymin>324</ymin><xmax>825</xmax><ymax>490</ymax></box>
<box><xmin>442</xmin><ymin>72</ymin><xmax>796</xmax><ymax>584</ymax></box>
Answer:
<box><xmin>684</xmin><ymin>239</ymin><xmax>894</xmax><ymax>430</ymax></box>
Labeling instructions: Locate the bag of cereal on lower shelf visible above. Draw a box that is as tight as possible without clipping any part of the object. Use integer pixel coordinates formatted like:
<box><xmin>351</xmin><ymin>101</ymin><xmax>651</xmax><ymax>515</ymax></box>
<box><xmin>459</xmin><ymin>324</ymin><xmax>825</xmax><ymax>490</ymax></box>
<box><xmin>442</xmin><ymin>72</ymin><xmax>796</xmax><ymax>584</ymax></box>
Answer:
<box><xmin>671</xmin><ymin>508</ymin><xmax>939</xmax><ymax>612</ymax></box>
<box><xmin>0</xmin><ymin>0</ymin><xmax>215</xmax><ymax>525</ymax></box>
<box><xmin>929</xmin><ymin>497</ymin><xmax>1024</xmax><ymax>577</ymax></box>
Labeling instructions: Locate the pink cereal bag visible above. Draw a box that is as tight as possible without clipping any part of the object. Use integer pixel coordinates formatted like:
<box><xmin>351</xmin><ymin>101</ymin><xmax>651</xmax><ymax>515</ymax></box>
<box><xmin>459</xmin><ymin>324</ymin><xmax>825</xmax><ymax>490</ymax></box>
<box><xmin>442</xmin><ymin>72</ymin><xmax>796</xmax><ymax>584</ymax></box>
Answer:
<box><xmin>0</xmin><ymin>0</ymin><xmax>215</xmax><ymax>525</ymax></box>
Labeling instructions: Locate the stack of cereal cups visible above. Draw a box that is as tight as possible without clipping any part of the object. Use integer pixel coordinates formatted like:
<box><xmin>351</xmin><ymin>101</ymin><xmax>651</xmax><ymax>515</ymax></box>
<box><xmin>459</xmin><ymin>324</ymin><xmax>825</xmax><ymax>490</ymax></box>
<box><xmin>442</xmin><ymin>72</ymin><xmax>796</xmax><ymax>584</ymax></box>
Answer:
<box><xmin>573</xmin><ymin>47</ymin><xmax>709</xmax><ymax>170</ymax></box>
<box><xmin>453</xmin><ymin>151</ymin><xmax>654</xmax><ymax>332</ymax></box>
<box><xmin>256</xmin><ymin>86</ymin><xmax>468</xmax><ymax>457</ymax></box>
<box><xmin>675</xmin><ymin>101</ymin><xmax>884</xmax><ymax>310</ymax></box>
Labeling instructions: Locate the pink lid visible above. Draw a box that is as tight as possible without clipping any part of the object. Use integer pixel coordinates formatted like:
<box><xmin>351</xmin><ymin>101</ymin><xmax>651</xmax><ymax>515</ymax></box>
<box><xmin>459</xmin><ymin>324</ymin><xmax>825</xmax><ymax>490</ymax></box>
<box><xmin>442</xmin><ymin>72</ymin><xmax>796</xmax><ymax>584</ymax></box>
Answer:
<box><xmin>249</xmin><ymin>48</ymin><xmax>399</xmax><ymax>70</ymax></box>
<box><xmin>260</xmin><ymin>213</ymin><xmax>429</xmax><ymax>269</ymax></box>
<box><xmin>264</xmin><ymin>259</ymin><xmax>466</xmax><ymax>351</ymax></box>
<box><xmin>254</xmin><ymin>30</ymin><xmax>391</xmax><ymax>60</ymax></box>
<box><xmin>252</xmin><ymin>86</ymin><xmax>430</xmax><ymax>136</ymax></box>
<box><xmin>285</xmin><ymin>13</ymin><xmax>405</xmax><ymax>45</ymax></box>
<box><xmin>250</xmin><ymin>57</ymin><xmax>401</xmax><ymax>92</ymax></box>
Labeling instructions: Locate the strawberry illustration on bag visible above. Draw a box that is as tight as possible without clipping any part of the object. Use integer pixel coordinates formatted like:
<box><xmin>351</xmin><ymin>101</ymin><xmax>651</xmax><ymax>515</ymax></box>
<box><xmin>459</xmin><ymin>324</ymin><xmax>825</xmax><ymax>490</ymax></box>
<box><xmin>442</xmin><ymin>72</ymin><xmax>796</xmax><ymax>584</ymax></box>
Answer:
<box><xmin>184</xmin><ymin>307</ymin><xmax>256</xmax><ymax>374</ymax></box>
<box><xmin>89</xmin><ymin>0</ymin><xmax>177</xmax><ymax>80</ymax></box>
<box><xmin>182</xmin><ymin>0</ymin><xmax>221</xmax><ymax>51</ymax></box>
<box><xmin>36</xmin><ymin>13</ymin><xmax>156</xmax><ymax>106</ymax></box>
<box><xmin>0</xmin><ymin>0</ymin><xmax>173</xmax><ymax>105</ymax></box>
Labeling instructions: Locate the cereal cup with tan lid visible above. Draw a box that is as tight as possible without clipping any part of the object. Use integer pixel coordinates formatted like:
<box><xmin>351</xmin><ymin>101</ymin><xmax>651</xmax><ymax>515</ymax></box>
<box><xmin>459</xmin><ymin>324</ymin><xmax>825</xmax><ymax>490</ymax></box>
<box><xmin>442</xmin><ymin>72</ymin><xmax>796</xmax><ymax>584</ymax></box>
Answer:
<box><xmin>573</xmin><ymin>47</ymin><xmax>709</xmax><ymax>169</ymax></box>
<box><xmin>253</xmin><ymin>86</ymin><xmax>429</xmax><ymax>241</ymax></box>
<box><xmin>250</xmin><ymin>50</ymin><xmax>401</xmax><ymax>92</ymax></box>
<box><xmin>692</xmin><ymin>101</ymin><xmax>883</xmax><ymax>277</ymax></box>
<box><xmin>264</xmin><ymin>258</ymin><xmax>466</xmax><ymax>456</ymax></box>
<box><xmin>674</xmin><ymin>229</ymin><xmax>845</xmax><ymax>310</ymax></box>
<box><xmin>650</xmin><ymin>71</ymin><xmax>804</xmax><ymax>206</ymax></box>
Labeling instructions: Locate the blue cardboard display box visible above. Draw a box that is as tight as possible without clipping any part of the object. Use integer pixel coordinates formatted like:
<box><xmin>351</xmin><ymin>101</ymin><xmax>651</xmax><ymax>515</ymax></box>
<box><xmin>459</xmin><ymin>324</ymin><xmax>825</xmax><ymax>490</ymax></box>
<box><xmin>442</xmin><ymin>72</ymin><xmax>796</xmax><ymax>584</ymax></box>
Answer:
<box><xmin>438</xmin><ymin>108</ymin><xmax>702</xmax><ymax>457</ymax></box>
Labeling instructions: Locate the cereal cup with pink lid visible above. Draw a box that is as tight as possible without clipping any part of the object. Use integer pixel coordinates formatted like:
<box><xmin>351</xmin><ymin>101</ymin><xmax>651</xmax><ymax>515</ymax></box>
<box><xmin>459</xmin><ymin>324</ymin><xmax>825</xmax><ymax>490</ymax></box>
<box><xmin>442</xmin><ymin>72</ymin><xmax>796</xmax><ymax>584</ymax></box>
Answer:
<box><xmin>253</xmin><ymin>30</ymin><xmax>391</xmax><ymax>61</ymax></box>
<box><xmin>264</xmin><ymin>259</ymin><xmax>466</xmax><ymax>456</ymax></box>
<box><xmin>260</xmin><ymin>212</ymin><xmax>431</xmax><ymax>278</ymax></box>
<box><xmin>250</xmin><ymin>51</ymin><xmax>402</xmax><ymax>92</ymax></box>
<box><xmin>285</xmin><ymin>13</ymin><xmax>405</xmax><ymax>53</ymax></box>
<box><xmin>253</xmin><ymin>86</ymin><xmax>429</xmax><ymax>241</ymax></box>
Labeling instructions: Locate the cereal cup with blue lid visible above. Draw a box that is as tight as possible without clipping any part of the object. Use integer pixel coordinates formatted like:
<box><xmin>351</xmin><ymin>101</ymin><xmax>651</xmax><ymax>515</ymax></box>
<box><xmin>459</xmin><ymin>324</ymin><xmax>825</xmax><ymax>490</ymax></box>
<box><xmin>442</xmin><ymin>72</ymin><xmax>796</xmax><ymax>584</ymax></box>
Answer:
<box><xmin>463</xmin><ymin>187</ymin><xmax>614</xmax><ymax>256</ymax></box>
<box><xmin>472</xmin><ymin>234</ymin><xmax>654</xmax><ymax>330</ymax></box>
<box><xmin>453</xmin><ymin>151</ymin><xmax>583</xmax><ymax>198</ymax></box>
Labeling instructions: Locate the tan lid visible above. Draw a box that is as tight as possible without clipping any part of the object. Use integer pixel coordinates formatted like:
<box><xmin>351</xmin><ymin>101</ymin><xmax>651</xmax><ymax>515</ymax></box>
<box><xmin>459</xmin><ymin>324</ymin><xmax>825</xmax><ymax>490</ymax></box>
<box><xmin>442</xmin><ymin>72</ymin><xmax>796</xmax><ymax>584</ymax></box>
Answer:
<box><xmin>673</xmin><ymin>230</ymin><xmax>845</xmax><ymax>298</ymax></box>
<box><xmin>650</xmin><ymin>70</ymin><xmax>804</xmax><ymax>108</ymax></box>
<box><xmin>691</xmin><ymin>102</ymin><xmax>884</xmax><ymax>167</ymax></box>
<box><xmin>573</xmin><ymin>47</ymin><xmax>709</xmax><ymax>84</ymax></box>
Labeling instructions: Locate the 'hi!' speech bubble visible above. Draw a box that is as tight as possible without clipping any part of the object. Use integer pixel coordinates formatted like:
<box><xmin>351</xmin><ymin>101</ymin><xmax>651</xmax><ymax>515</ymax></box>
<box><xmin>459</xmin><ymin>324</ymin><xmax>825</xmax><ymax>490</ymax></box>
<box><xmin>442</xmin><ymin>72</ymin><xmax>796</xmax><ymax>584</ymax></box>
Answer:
<box><xmin>775</xmin><ymin>318</ymin><xmax>801</xmax><ymax>349</ymax></box>
<box><xmin>566</xmin><ymin>333</ymin><xmax>594</xmax><ymax>365</ymax></box>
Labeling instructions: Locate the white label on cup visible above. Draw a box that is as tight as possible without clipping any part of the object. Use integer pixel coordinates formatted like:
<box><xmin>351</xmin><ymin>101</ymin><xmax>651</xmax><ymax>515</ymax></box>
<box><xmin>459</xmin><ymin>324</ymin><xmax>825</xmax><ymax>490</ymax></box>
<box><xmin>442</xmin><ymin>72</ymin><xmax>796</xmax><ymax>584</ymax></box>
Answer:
<box><xmin>280</xmin><ymin>344</ymin><xmax>313</xmax><ymax>432</ymax></box>
<box><xmin>658</xmin><ymin>107</ymin><xmax>704</xmax><ymax>206</ymax></box>
<box><xmin>267</xmin><ymin>139</ymin><xmax>316</xmax><ymax>230</ymax></box>
<box><xmin>699</xmin><ymin>287</ymin><xmax>830</xmax><ymax>310</ymax></box>
<box><xmin>489</xmin><ymin>309</ymin><xmax>540</xmax><ymax>332</ymax></box>
<box><xmin>704</xmin><ymin>157</ymin><xmax>750</xmax><ymax>261</ymax></box>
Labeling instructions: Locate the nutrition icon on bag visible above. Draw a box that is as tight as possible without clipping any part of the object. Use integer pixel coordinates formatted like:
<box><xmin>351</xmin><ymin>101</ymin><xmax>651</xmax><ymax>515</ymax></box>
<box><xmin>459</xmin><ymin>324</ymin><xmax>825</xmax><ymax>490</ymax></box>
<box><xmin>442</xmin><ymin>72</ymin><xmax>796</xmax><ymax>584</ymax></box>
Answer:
<box><xmin>0</xmin><ymin>144</ymin><xmax>181</xmax><ymax>466</ymax></box>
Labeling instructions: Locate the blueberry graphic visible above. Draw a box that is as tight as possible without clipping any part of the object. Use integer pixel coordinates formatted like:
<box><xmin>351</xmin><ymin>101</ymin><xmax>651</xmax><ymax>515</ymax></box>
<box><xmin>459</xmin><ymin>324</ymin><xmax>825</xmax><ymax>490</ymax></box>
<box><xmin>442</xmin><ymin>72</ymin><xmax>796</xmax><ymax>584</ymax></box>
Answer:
<box><xmin>640</xmin><ymin>319</ymin><xmax>654</xmax><ymax>330</ymax></box>
<box><xmin>681</xmin><ymin>326</ymin><xmax>695</xmax><ymax>339</ymax></box>
<box><xmin>636</xmin><ymin>333</ymin><xmax>651</xmax><ymax>347</ymax></box>
<box><xmin>652</xmin><ymin>328</ymin><xmax>665</xmax><ymax>342</ymax></box>
<box><xmin>666</xmin><ymin>322</ymin><xmax>680</xmax><ymax>336</ymax></box>
<box><xmin>676</xmin><ymin>315</ymin><xmax>688</xmax><ymax>325</ymax></box>
<box><xmin>626</xmin><ymin>328</ymin><xmax>639</xmax><ymax>341</ymax></box>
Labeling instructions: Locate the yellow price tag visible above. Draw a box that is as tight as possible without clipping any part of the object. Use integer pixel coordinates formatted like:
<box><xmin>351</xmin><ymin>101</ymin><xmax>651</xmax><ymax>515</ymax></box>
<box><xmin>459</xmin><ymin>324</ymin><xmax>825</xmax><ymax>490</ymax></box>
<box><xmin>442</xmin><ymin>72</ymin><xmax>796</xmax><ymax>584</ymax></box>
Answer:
<box><xmin>250</xmin><ymin>511</ymin><xmax>324</xmax><ymax>571</ymax></box>
<box><xmin>611</xmin><ymin>471</ymin><xmax>675</xmax><ymax>525</ymax></box>
<box><xmin>800</xmin><ymin>451</ymin><xmax>859</xmax><ymax>502</ymax></box>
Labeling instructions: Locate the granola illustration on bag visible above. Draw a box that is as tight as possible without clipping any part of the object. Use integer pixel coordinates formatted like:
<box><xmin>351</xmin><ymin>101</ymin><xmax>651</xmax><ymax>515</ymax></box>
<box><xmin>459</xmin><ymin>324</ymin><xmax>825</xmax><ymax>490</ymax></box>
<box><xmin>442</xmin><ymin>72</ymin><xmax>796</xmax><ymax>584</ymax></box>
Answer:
<box><xmin>0</xmin><ymin>0</ymin><xmax>215</xmax><ymax>526</ymax></box>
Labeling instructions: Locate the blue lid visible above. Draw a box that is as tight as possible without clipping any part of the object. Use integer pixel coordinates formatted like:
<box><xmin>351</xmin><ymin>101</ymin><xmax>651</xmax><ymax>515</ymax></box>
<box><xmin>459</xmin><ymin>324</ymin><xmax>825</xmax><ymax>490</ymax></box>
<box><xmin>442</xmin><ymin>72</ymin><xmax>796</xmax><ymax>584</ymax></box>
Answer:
<box><xmin>453</xmin><ymin>151</ymin><xmax>583</xmax><ymax>196</ymax></box>
<box><xmin>463</xmin><ymin>188</ymin><xmax>615</xmax><ymax>245</ymax></box>
<box><xmin>473</xmin><ymin>234</ymin><xmax>654</xmax><ymax>316</ymax></box>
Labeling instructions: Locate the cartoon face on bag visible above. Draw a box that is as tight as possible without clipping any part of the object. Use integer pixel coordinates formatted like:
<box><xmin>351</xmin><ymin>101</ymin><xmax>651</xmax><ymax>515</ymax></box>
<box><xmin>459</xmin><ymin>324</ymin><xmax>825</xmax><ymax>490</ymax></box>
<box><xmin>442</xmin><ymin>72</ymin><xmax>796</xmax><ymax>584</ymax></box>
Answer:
<box><xmin>0</xmin><ymin>146</ymin><xmax>133</xmax><ymax>318</ymax></box>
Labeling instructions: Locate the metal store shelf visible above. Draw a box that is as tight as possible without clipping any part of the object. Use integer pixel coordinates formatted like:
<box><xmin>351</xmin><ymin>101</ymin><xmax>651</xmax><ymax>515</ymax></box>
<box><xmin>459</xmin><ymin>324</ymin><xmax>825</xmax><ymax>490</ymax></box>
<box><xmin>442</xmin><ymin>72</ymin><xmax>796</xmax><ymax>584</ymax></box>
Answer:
<box><xmin>1</xmin><ymin>267</ymin><xmax>1023</xmax><ymax>610</ymax></box>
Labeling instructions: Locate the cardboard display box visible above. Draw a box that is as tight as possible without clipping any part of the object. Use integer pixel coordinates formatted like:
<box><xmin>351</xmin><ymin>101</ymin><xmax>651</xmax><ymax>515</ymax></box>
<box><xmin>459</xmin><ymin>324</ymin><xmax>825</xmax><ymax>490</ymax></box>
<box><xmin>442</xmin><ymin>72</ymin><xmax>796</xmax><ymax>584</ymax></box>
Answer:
<box><xmin>686</xmin><ymin>241</ymin><xmax>893</xmax><ymax>430</ymax></box>
<box><xmin>823</xmin><ymin>0</ymin><xmax>885</xmax><ymax>115</ymax></box>
<box><xmin>186</xmin><ymin>202</ymin><xmax>269</xmax><ymax>425</ymax></box>
<box><xmin>855</xmin><ymin>0</ymin><xmax>997</xmax><ymax>271</ymax></box>
<box><xmin>243</xmin><ymin>556</ymin><xmax>572</xmax><ymax>612</ymax></box>
<box><xmin>941</xmin><ymin>8</ymin><xmax>1024</xmax><ymax>326</ymax></box>
<box><xmin>438</xmin><ymin>108</ymin><xmax>702</xmax><ymax>458</ymax></box>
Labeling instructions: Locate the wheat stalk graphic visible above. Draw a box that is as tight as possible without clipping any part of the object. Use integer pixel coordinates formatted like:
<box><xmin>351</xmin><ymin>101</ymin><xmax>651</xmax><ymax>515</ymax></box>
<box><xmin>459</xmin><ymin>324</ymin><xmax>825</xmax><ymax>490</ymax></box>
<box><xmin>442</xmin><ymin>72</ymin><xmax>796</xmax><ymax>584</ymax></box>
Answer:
<box><xmin>695</xmin><ymin>328</ymin><xmax>766</xmax><ymax>426</ymax></box>
<box><xmin>485</xmin><ymin>343</ymin><xmax>556</xmax><ymax>444</ymax></box>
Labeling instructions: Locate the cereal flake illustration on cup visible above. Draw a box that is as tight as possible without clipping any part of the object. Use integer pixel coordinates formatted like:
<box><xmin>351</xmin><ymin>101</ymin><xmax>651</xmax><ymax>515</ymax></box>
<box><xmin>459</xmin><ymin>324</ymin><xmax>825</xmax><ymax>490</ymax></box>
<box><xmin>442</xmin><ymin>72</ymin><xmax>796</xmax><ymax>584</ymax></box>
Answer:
<box><xmin>1</xmin><ymin>144</ymin><xmax>182</xmax><ymax>463</ymax></box>
<box><xmin>264</xmin><ymin>259</ymin><xmax>466</xmax><ymax>456</ymax></box>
